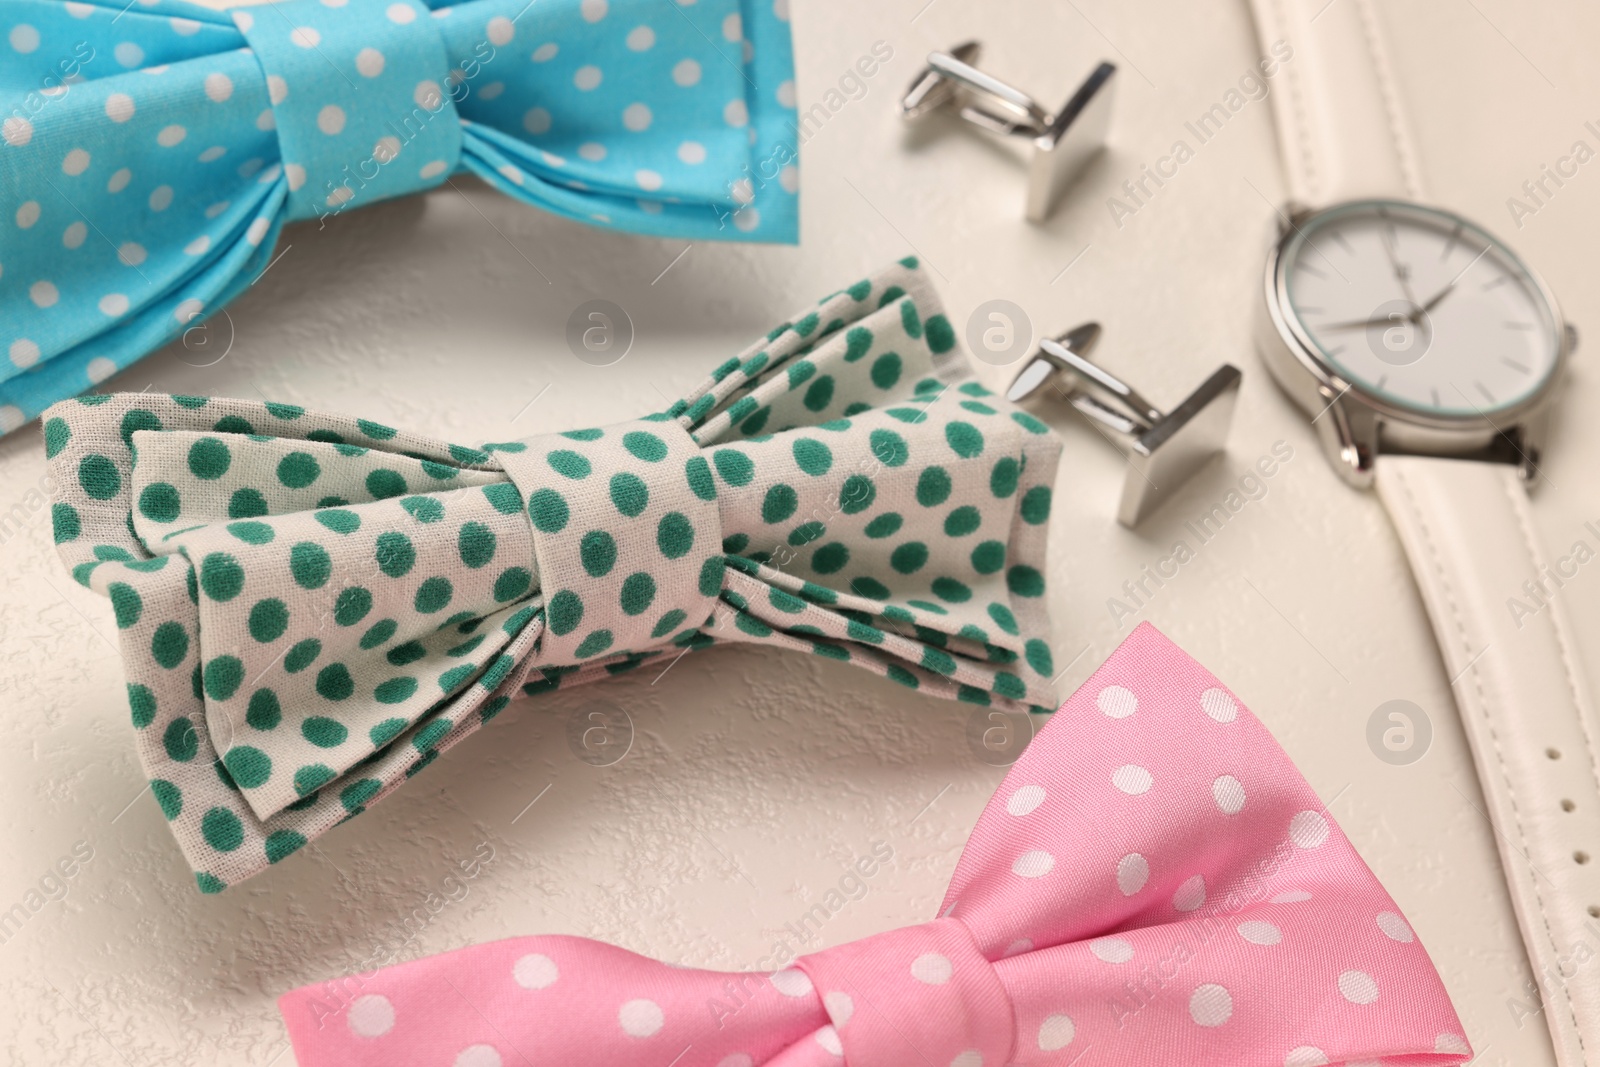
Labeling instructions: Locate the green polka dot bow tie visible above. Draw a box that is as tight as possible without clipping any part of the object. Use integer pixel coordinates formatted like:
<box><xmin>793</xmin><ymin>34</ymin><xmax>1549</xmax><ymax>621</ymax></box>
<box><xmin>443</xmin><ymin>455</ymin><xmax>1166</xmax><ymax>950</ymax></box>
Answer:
<box><xmin>0</xmin><ymin>0</ymin><xmax>795</xmax><ymax>434</ymax></box>
<box><xmin>43</xmin><ymin>258</ymin><xmax>1062</xmax><ymax>892</ymax></box>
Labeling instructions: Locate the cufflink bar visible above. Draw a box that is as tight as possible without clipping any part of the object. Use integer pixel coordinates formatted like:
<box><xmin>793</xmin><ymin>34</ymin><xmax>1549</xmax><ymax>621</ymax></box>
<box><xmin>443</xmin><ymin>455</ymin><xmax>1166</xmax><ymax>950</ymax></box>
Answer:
<box><xmin>901</xmin><ymin>42</ymin><xmax>1116</xmax><ymax>223</ymax></box>
<box><xmin>1006</xmin><ymin>324</ymin><xmax>1242</xmax><ymax>527</ymax></box>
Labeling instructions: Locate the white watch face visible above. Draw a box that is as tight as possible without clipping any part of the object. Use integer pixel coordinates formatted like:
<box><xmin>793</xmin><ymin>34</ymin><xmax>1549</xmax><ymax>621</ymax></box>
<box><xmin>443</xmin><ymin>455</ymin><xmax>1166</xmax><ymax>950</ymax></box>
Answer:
<box><xmin>1279</xmin><ymin>201</ymin><xmax>1561</xmax><ymax>418</ymax></box>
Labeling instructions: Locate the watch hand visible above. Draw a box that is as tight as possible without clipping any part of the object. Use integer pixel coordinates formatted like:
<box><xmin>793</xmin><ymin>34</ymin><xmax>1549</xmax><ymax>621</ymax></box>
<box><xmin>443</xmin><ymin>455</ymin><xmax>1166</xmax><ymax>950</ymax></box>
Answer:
<box><xmin>1317</xmin><ymin>314</ymin><xmax>1398</xmax><ymax>331</ymax></box>
<box><xmin>1377</xmin><ymin>211</ymin><xmax>1420</xmax><ymax>305</ymax></box>
<box><xmin>1412</xmin><ymin>282</ymin><xmax>1456</xmax><ymax>319</ymax></box>
<box><xmin>1414</xmin><ymin>243</ymin><xmax>1497</xmax><ymax>319</ymax></box>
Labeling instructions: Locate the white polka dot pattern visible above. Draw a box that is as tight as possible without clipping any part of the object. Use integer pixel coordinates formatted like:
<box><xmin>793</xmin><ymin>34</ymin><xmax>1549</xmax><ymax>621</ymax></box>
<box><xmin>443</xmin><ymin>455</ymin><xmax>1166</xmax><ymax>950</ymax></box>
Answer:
<box><xmin>274</xmin><ymin>624</ymin><xmax>1473</xmax><ymax>1067</ymax></box>
<box><xmin>0</xmin><ymin>0</ymin><xmax>800</xmax><ymax>435</ymax></box>
<box><xmin>814</xmin><ymin>1025</ymin><xmax>843</xmax><ymax>1056</ymax></box>
<box><xmin>1189</xmin><ymin>983</ymin><xmax>1233</xmax><ymax>1026</ymax></box>
<box><xmin>1097</xmin><ymin>684</ymin><xmax>1137</xmax><ymax>718</ymax></box>
<box><xmin>1212</xmin><ymin>773</ymin><xmax>1246</xmax><ymax>814</ymax></box>
<box><xmin>1338</xmin><ymin>969</ymin><xmax>1380</xmax><ymax>1004</ymax></box>
<box><xmin>453</xmin><ymin>1045</ymin><xmax>500</xmax><ymax>1067</ymax></box>
<box><xmin>618</xmin><ymin>999</ymin><xmax>664</xmax><ymax>1037</ymax></box>
<box><xmin>346</xmin><ymin>994</ymin><xmax>394</xmax><ymax>1037</ymax></box>
<box><xmin>1376</xmin><ymin>910</ymin><xmax>1414</xmax><ymax>942</ymax></box>
<box><xmin>822</xmin><ymin>990</ymin><xmax>853</xmax><ymax>1026</ymax></box>
<box><xmin>1088</xmin><ymin>937</ymin><xmax>1133</xmax><ymax>963</ymax></box>
<box><xmin>1011</xmin><ymin>851</ymin><xmax>1055</xmax><ymax>879</ymax></box>
<box><xmin>1111</xmin><ymin>763</ymin><xmax>1153</xmax><ymax>795</ymax></box>
<box><xmin>1237</xmin><ymin>919</ymin><xmax>1282</xmax><ymax>945</ymax></box>
<box><xmin>1289</xmin><ymin>810</ymin><xmax>1331</xmax><ymax>849</ymax></box>
<box><xmin>1172</xmin><ymin>874</ymin><xmax>1206</xmax><ymax>912</ymax></box>
<box><xmin>512</xmin><ymin>953</ymin><xmax>558</xmax><ymax>989</ymax></box>
<box><xmin>1037</xmin><ymin>1013</ymin><xmax>1075</xmax><ymax>1050</ymax></box>
<box><xmin>1005</xmin><ymin>784</ymin><xmax>1045</xmax><ymax>816</ymax></box>
<box><xmin>769</xmin><ymin>969</ymin><xmax>812</xmax><ymax>997</ymax></box>
<box><xmin>1116</xmin><ymin>852</ymin><xmax>1149</xmax><ymax>895</ymax></box>
<box><xmin>910</xmin><ymin>952</ymin><xmax>953</xmax><ymax>984</ymax></box>
<box><xmin>1200</xmin><ymin>686</ymin><xmax>1238</xmax><ymax>723</ymax></box>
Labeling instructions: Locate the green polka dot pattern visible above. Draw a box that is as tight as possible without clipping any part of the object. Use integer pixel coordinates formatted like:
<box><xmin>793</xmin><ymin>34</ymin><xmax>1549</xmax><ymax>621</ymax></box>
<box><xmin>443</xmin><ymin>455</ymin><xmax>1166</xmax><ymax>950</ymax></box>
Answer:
<box><xmin>497</xmin><ymin>418</ymin><xmax>722</xmax><ymax>665</ymax></box>
<box><xmin>36</xmin><ymin>258</ymin><xmax>1062</xmax><ymax>892</ymax></box>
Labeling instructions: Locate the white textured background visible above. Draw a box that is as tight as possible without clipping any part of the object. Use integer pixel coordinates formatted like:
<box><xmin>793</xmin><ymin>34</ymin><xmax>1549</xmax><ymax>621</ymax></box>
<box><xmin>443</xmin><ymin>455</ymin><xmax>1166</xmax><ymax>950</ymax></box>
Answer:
<box><xmin>2</xmin><ymin>1</ymin><xmax>1598</xmax><ymax>1064</ymax></box>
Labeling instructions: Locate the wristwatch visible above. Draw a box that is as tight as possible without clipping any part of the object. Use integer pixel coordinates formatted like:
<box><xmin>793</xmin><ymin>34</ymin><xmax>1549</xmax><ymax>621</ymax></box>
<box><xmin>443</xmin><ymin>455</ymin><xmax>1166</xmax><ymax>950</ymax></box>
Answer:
<box><xmin>1245</xmin><ymin>0</ymin><xmax>1600</xmax><ymax>1061</ymax></box>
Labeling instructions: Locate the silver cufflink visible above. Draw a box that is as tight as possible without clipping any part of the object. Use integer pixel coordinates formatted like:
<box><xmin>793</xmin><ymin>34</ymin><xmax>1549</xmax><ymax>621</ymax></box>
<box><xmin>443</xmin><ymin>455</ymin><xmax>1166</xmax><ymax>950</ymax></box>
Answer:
<box><xmin>901</xmin><ymin>42</ymin><xmax>1116</xmax><ymax>223</ymax></box>
<box><xmin>1006</xmin><ymin>325</ymin><xmax>1242</xmax><ymax>527</ymax></box>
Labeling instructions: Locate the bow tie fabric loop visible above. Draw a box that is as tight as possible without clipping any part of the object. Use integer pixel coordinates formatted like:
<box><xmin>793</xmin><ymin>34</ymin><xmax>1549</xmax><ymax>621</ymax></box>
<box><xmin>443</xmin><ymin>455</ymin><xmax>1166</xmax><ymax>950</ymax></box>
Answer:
<box><xmin>232</xmin><ymin>0</ymin><xmax>463</xmax><ymax>222</ymax></box>
<box><xmin>798</xmin><ymin>917</ymin><xmax>1015</xmax><ymax>1067</ymax></box>
<box><xmin>0</xmin><ymin>0</ymin><xmax>798</xmax><ymax>436</ymax></box>
<box><xmin>43</xmin><ymin>258</ymin><xmax>1062</xmax><ymax>890</ymax></box>
<box><xmin>278</xmin><ymin>624</ymin><xmax>1472</xmax><ymax>1067</ymax></box>
<box><xmin>496</xmin><ymin>416</ymin><xmax>725</xmax><ymax>665</ymax></box>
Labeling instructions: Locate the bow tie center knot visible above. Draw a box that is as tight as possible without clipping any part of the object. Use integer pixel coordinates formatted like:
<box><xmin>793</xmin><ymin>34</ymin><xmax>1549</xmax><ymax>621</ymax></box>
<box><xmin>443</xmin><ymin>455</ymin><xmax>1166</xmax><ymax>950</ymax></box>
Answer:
<box><xmin>495</xmin><ymin>418</ymin><xmax>724</xmax><ymax>664</ymax></box>
<box><xmin>235</xmin><ymin>0</ymin><xmax>463</xmax><ymax>222</ymax></box>
<box><xmin>798</xmin><ymin>917</ymin><xmax>1015</xmax><ymax>1067</ymax></box>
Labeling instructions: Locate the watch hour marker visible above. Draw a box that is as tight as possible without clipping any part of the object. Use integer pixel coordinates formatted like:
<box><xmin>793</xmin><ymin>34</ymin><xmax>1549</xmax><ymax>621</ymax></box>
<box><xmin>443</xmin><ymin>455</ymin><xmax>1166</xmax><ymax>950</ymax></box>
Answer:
<box><xmin>1503</xmin><ymin>356</ymin><xmax>1531</xmax><ymax>374</ymax></box>
<box><xmin>1430</xmin><ymin>387</ymin><xmax>1441</xmax><ymax>408</ymax></box>
<box><xmin>1380</xmin><ymin>213</ymin><xmax>1400</xmax><ymax>249</ymax></box>
<box><xmin>1332</xmin><ymin>232</ymin><xmax>1354</xmax><ymax>256</ymax></box>
<box><xmin>1504</xmin><ymin>321</ymin><xmax>1533</xmax><ymax>330</ymax></box>
<box><xmin>1440</xmin><ymin>223</ymin><xmax>1463</xmax><ymax>260</ymax></box>
<box><xmin>1475</xmin><ymin>380</ymin><xmax>1496</xmax><ymax>404</ymax></box>
<box><xmin>1299</xmin><ymin>260</ymin><xmax>1327</xmax><ymax>279</ymax></box>
<box><xmin>1482</xmin><ymin>275</ymin><xmax>1511</xmax><ymax>291</ymax></box>
<box><xmin>1323</xmin><ymin>344</ymin><xmax>1346</xmax><ymax>357</ymax></box>
<box><xmin>1298</xmin><ymin>306</ymin><xmax>1324</xmax><ymax>314</ymax></box>
<box><xmin>1375</xmin><ymin>374</ymin><xmax>1388</xmax><ymax>392</ymax></box>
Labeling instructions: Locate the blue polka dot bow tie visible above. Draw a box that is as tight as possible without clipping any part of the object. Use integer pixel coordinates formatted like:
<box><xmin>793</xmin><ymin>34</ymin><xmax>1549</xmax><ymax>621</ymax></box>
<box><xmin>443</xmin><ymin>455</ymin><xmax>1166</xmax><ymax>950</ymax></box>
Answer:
<box><xmin>42</xmin><ymin>258</ymin><xmax>1063</xmax><ymax>891</ymax></box>
<box><xmin>0</xmin><ymin>0</ymin><xmax>798</xmax><ymax>435</ymax></box>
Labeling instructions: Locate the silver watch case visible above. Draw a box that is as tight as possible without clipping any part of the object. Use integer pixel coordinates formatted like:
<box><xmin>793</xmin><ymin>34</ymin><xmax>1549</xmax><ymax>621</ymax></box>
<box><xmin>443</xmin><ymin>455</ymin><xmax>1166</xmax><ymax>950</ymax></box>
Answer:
<box><xmin>1255</xmin><ymin>199</ymin><xmax>1576</xmax><ymax>490</ymax></box>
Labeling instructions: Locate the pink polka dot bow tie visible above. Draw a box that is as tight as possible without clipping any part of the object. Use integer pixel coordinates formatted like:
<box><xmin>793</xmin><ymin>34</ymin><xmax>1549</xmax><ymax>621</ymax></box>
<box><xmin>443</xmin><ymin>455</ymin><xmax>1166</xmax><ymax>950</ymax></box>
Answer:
<box><xmin>279</xmin><ymin>623</ymin><xmax>1470</xmax><ymax>1067</ymax></box>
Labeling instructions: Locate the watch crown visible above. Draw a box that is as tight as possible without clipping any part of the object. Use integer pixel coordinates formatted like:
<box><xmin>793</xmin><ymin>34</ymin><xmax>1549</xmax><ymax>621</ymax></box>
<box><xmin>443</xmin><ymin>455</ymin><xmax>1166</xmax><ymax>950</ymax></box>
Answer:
<box><xmin>1564</xmin><ymin>323</ymin><xmax>1579</xmax><ymax>356</ymax></box>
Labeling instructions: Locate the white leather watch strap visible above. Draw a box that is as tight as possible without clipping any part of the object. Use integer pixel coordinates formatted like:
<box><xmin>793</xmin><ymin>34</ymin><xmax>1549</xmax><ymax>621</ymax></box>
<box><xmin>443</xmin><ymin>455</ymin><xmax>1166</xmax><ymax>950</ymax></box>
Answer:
<box><xmin>1245</xmin><ymin>0</ymin><xmax>1426</xmax><ymax>204</ymax></box>
<box><xmin>1377</xmin><ymin>455</ymin><xmax>1600</xmax><ymax>1065</ymax></box>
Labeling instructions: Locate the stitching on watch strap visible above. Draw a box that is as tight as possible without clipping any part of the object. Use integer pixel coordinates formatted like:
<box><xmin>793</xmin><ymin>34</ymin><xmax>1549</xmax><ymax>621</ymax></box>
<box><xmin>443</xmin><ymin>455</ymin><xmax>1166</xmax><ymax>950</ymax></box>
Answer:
<box><xmin>1501</xmin><ymin>467</ymin><xmax>1600</xmax><ymax>824</ymax></box>
<box><xmin>1352</xmin><ymin>0</ymin><xmax>1424</xmax><ymax>199</ymax></box>
<box><xmin>1392</xmin><ymin>460</ymin><xmax>1584</xmax><ymax>1053</ymax></box>
<box><xmin>1270</xmin><ymin>0</ymin><xmax>1319</xmax><ymax>202</ymax></box>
